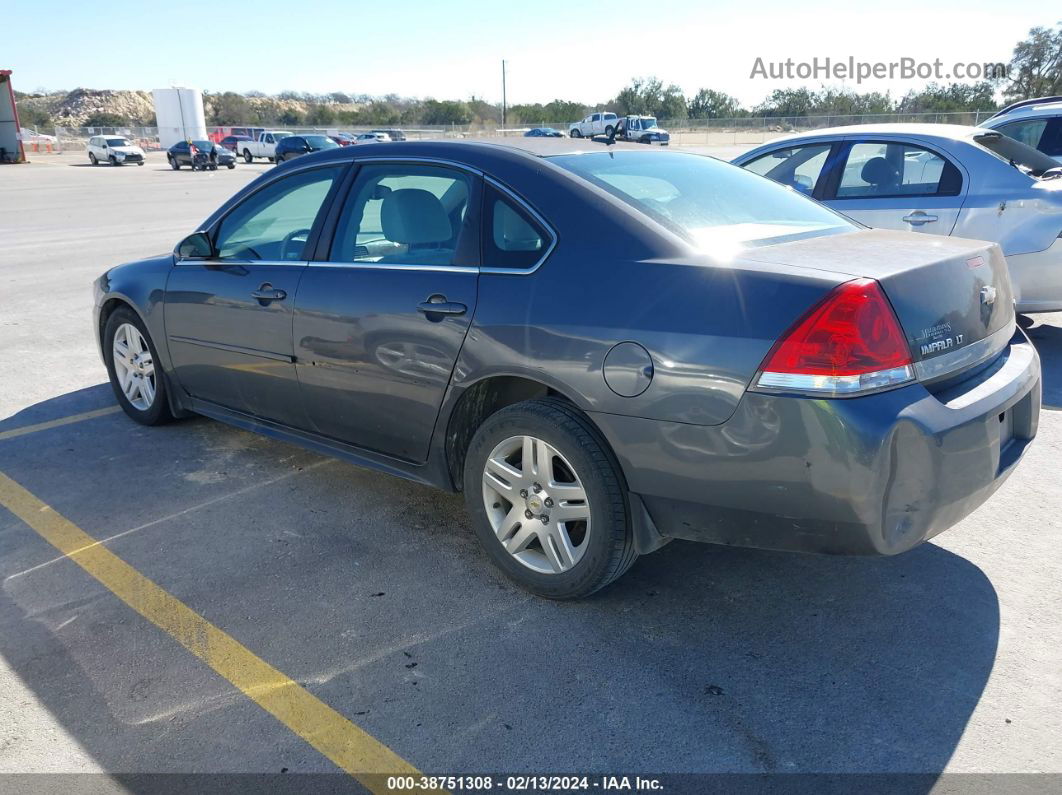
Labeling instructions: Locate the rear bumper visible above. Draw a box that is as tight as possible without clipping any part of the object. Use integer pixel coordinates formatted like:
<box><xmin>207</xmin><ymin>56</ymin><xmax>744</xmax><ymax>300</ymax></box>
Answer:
<box><xmin>1008</xmin><ymin>239</ymin><xmax>1062</xmax><ymax>313</ymax></box>
<box><xmin>591</xmin><ymin>331</ymin><xmax>1041</xmax><ymax>556</ymax></box>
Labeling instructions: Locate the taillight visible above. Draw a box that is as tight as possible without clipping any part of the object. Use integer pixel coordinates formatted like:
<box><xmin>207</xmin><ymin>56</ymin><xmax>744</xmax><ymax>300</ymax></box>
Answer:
<box><xmin>754</xmin><ymin>278</ymin><xmax>914</xmax><ymax>396</ymax></box>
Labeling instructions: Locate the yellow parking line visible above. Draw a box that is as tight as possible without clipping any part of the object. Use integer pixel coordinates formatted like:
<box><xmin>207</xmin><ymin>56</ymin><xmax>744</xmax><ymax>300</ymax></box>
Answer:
<box><xmin>0</xmin><ymin>406</ymin><xmax>122</xmax><ymax>442</ymax></box>
<box><xmin>0</xmin><ymin>471</ymin><xmax>423</xmax><ymax>791</ymax></box>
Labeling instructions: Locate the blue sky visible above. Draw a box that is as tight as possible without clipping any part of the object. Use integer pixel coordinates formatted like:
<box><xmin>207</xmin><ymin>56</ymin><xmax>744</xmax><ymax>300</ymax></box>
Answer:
<box><xmin>4</xmin><ymin>0</ymin><xmax>1051</xmax><ymax>105</ymax></box>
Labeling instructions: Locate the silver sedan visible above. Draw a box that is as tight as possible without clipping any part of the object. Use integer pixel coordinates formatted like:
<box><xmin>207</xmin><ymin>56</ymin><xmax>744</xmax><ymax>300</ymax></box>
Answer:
<box><xmin>733</xmin><ymin>124</ymin><xmax>1062</xmax><ymax>313</ymax></box>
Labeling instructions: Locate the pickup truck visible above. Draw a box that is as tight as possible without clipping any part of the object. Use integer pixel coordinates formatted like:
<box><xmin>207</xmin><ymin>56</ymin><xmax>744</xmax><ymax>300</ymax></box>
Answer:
<box><xmin>239</xmin><ymin>130</ymin><xmax>292</xmax><ymax>163</ymax></box>
<box><xmin>568</xmin><ymin>112</ymin><xmax>619</xmax><ymax>139</ymax></box>
<box><xmin>613</xmin><ymin>115</ymin><xmax>670</xmax><ymax>145</ymax></box>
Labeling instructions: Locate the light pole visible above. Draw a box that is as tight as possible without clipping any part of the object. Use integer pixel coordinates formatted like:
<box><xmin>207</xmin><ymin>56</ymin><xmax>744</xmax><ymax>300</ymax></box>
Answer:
<box><xmin>502</xmin><ymin>60</ymin><xmax>507</xmax><ymax>127</ymax></box>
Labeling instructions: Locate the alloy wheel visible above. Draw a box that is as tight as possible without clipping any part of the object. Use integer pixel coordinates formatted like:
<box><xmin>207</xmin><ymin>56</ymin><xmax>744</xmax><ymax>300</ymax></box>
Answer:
<box><xmin>481</xmin><ymin>435</ymin><xmax>591</xmax><ymax>574</ymax></box>
<box><xmin>112</xmin><ymin>323</ymin><xmax>156</xmax><ymax>411</ymax></box>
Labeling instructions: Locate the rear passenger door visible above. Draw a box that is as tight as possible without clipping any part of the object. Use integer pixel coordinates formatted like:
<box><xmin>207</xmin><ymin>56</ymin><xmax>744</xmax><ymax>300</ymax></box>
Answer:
<box><xmin>292</xmin><ymin>162</ymin><xmax>481</xmax><ymax>461</ymax></box>
<box><xmin>821</xmin><ymin>139</ymin><xmax>966</xmax><ymax>235</ymax></box>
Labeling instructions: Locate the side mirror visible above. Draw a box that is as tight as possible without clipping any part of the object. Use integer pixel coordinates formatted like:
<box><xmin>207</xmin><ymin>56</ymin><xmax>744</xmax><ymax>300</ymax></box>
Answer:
<box><xmin>175</xmin><ymin>231</ymin><xmax>214</xmax><ymax>260</ymax></box>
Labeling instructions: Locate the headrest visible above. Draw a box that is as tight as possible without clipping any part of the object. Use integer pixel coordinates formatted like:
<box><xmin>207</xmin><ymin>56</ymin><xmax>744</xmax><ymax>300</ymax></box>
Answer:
<box><xmin>861</xmin><ymin>157</ymin><xmax>899</xmax><ymax>187</ymax></box>
<box><xmin>381</xmin><ymin>188</ymin><xmax>451</xmax><ymax>244</ymax></box>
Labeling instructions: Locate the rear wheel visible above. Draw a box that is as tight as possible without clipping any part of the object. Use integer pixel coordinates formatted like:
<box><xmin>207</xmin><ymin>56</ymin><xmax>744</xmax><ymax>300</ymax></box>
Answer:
<box><xmin>103</xmin><ymin>308</ymin><xmax>175</xmax><ymax>426</ymax></box>
<box><xmin>463</xmin><ymin>398</ymin><xmax>636</xmax><ymax>599</ymax></box>
<box><xmin>89</xmin><ymin>152</ymin><xmax>98</xmax><ymax>165</ymax></box>
<box><xmin>243</xmin><ymin>149</ymin><xmax>253</xmax><ymax>163</ymax></box>
<box><xmin>570</xmin><ymin>129</ymin><xmax>582</xmax><ymax>138</ymax></box>
<box><xmin>227</xmin><ymin>163</ymin><xmax>235</xmax><ymax>169</ymax></box>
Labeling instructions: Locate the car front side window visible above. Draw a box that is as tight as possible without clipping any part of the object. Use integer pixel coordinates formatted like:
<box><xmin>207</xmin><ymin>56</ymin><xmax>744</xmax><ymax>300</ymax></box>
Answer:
<box><xmin>743</xmin><ymin>143</ymin><xmax>833</xmax><ymax>196</ymax></box>
<box><xmin>213</xmin><ymin>166</ymin><xmax>344</xmax><ymax>261</ymax></box>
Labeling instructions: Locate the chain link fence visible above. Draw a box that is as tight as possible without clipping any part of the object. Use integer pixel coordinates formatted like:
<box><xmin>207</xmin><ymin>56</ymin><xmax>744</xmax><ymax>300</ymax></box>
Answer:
<box><xmin>21</xmin><ymin>111</ymin><xmax>997</xmax><ymax>154</ymax></box>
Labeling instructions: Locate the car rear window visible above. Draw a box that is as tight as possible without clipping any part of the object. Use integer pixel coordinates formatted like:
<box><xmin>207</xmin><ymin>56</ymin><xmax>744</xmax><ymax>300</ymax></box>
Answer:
<box><xmin>550</xmin><ymin>151</ymin><xmax>854</xmax><ymax>252</ymax></box>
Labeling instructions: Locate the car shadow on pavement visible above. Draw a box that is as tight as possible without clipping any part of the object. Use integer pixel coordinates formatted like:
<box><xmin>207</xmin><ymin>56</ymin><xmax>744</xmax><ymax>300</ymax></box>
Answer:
<box><xmin>0</xmin><ymin>384</ymin><xmax>1001</xmax><ymax>784</ymax></box>
<box><xmin>1022</xmin><ymin>316</ymin><xmax>1062</xmax><ymax>409</ymax></box>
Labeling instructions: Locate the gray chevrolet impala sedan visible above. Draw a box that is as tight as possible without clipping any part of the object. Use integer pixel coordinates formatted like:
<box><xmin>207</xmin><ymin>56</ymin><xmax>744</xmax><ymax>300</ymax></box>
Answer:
<box><xmin>94</xmin><ymin>139</ymin><xmax>1041</xmax><ymax>598</ymax></box>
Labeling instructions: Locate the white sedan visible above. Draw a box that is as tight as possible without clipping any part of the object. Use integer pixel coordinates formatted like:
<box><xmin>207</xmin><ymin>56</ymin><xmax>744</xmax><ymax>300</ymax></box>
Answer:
<box><xmin>733</xmin><ymin>124</ymin><xmax>1062</xmax><ymax>313</ymax></box>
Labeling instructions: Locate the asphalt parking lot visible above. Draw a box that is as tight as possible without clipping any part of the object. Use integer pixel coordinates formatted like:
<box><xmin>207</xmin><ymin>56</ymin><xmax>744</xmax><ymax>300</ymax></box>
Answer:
<box><xmin>1</xmin><ymin>149</ymin><xmax>1060</xmax><ymax>786</ymax></box>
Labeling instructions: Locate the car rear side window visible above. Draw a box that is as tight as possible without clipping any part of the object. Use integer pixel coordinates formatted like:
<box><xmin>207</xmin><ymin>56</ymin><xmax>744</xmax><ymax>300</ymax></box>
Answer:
<box><xmin>835</xmin><ymin>142</ymin><xmax>962</xmax><ymax>198</ymax></box>
<box><xmin>483</xmin><ymin>185</ymin><xmax>552</xmax><ymax>270</ymax></box>
<box><xmin>743</xmin><ymin>144</ymin><xmax>832</xmax><ymax>196</ymax></box>
<box><xmin>329</xmin><ymin>164</ymin><xmax>476</xmax><ymax>267</ymax></box>
<box><xmin>214</xmin><ymin>166</ymin><xmax>343</xmax><ymax>261</ymax></box>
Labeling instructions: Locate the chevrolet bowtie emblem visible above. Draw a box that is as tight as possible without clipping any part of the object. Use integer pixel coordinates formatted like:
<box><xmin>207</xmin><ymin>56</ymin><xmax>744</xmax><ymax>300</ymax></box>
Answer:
<box><xmin>980</xmin><ymin>285</ymin><xmax>997</xmax><ymax>305</ymax></box>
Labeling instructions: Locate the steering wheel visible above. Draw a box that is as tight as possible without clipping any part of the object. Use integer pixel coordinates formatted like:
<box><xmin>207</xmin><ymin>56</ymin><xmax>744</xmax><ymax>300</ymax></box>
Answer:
<box><xmin>280</xmin><ymin>228</ymin><xmax>312</xmax><ymax>260</ymax></box>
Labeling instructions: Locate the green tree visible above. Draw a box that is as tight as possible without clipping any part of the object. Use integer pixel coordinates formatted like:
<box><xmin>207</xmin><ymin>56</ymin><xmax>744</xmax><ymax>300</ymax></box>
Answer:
<box><xmin>1004</xmin><ymin>23</ymin><xmax>1062</xmax><ymax>100</ymax></box>
<box><xmin>421</xmin><ymin>99</ymin><xmax>472</xmax><ymax>125</ymax></box>
<box><xmin>688</xmin><ymin>88</ymin><xmax>742</xmax><ymax>119</ymax></box>
<box><xmin>83</xmin><ymin>111</ymin><xmax>127</xmax><ymax>127</ymax></box>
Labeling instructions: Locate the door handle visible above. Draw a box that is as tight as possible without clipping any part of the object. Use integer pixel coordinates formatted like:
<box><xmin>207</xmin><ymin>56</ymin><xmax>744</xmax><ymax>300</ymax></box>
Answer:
<box><xmin>902</xmin><ymin>212</ymin><xmax>938</xmax><ymax>225</ymax></box>
<box><xmin>251</xmin><ymin>283</ymin><xmax>287</xmax><ymax>302</ymax></box>
<box><xmin>417</xmin><ymin>295</ymin><xmax>467</xmax><ymax>316</ymax></box>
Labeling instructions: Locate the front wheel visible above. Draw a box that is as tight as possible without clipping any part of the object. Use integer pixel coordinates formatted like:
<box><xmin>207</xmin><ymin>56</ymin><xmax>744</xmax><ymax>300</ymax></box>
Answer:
<box><xmin>89</xmin><ymin>152</ymin><xmax>98</xmax><ymax>165</ymax></box>
<box><xmin>227</xmin><ymin>163</ymin><xmax>235</xmax><ymax>169</ymax></box>
<box><xmin>169</xmin><ymin>155</ymin><xmax>179</xmax><ymax>170</ymax></box>
<box><xmin>604</xmin><ymin>125</ymin><xmax>614</xmax><ymax>138</ymax></box>
<box><xmin>109</xmin><ymin>155</ymin><xmax>119</xmax><ymax>166</ymax></box>
<box><xmin>463</xmin><ymin>398</ymin><xmax>636</xmax><ymax>599</ymax></box>
<box><xmin>103</xmin><ymin>308</ymin><xmax>175</xmax><ymax>426</ymax></box>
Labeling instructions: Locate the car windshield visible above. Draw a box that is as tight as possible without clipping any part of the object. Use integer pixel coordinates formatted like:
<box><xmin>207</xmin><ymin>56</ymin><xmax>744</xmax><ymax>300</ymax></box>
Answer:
<box><xmin>106</xmin><ymin>138</ymin><xmax>130</xmax><ymax>146</ymax></box>
<box><xmin>192</xmin><ymin>141</ymin><xmax>214</xmax><ymax>150</ymax></box>
<box><xmin>639</xmin><ymin>118</ymin><xmax>658</xmax><ymax>128</ymax></box>
<box><xmin>304</xmin><ymin>135</ymin><xmax>339</xmax><ymax>148</ymax></box>
<box><xmin>550</xmin><ymin>151</ymin><xmax>855</xmax><ymax>252</ymax></box>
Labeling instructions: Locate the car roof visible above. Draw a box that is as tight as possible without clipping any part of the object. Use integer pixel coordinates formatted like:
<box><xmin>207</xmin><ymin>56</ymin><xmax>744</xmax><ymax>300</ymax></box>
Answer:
<box><xmin>985</xmin><ymin>96</ymin><xmax>1062</xmax><ymax>121</ymax></box>
<box><xmin>757</xmin><ymin>123</ymin><xmax>986</xmax><ymax>144</ymax></box>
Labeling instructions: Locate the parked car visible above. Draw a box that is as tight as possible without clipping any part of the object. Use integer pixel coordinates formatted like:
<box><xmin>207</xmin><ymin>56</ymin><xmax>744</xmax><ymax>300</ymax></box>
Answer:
<box><xmin>240</xmin><ymin>130</ymin><xmax>292</xmax><ymax>162</ymax></box>
<box><xmin>569</xmin><ymin>111</ymin><xmax>619</xmax><ymax>138</ymax></box>
<box><xmin>220</xmin><ymin>135</ymin><xmax>253</xmax><ymax>152</ymax></box>
<box><xmin>274</xmin><ymin>134</ymin><xmax>340</xmax><ymax>163</ymax></box>
<box><xmin>354</xmin><ymin>132</ymin><xmax>390</xmax><ymax>144</ymax></box>
<box><xmin>371</xmin><ymin>128</ymin><xmax>406</xmax><ymax>142</ymax></box>
<box><xmin>329</xmin><ymin>132</ymin><xmax>357</xmax><ymax>146</ymax></box>
<box><xmin>87</xmin><ymin>135</ymin><xmax>145</xmax><ymax>166</ymax></box>
<box><xmin>733</xmin><ymin>124</ymin><xmax>1062</xmax><ymax>312</ymax></box>
<box><xmin>524</xmin><ymin>127</ymin><xmax>564</xmax><ymax>138</ymax></box>
<box><xmin>612</xmin><ymin>116</ymin><xmax>670</xmax><ymax>145</ymax></box>
<box><xmin>93</xmin><ymin>139</ymin><xmax>1040</xmax><ymax>599</ymax></box>
<box><xmin>980</xmin><ymin>96</ymin><xmax>1062</xmax><ymax>163</ymax></box>
<box><xmin>167</xmin><ymin>140</ymin><xmax>236</xmax><ymax>170</ymax></box>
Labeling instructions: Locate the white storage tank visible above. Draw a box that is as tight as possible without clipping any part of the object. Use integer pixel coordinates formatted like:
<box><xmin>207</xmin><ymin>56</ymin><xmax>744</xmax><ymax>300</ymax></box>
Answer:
<box><xmin>152</xmin><ymin>88</ymin><xmax>206</xmax><ymax>149</ymax></box>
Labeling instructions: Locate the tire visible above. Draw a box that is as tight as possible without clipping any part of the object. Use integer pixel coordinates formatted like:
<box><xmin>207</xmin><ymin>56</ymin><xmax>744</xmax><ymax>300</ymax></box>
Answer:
<box><xmin>570</xmin><ymin>129</ymin><xmax>582</xmax><ymax>138</ymax></box>
<box><xmin>267</xmin><ymin>157</ymin><xmax>274</xmax><ymax>163</ymax></box>
<box><xmin>604</xmin><ymin>125</ymin><xmax>614</xmax><ymax>138</ymax></box>
<box><xmin>227</xmin><ymin>163</ymin><xmax>235</xmax><ymax>169</ymax></box>
<box><xmin>137</xmin><ymin>161</ymin><xmax>144</xmax><ymax>166</ymax></box>
<box><xmin>463</xmin><ymin>397</ymin><xmax>636</xmax><ymax>599</ymax></box>
<box><xmin>169</xmin><ymin>155</ymin><xmax>179</xmax><ymax>170</ymax></box>
<box><xmin>103</xmin><ymin>307</ymin><xmax>175</xmax><ymax>426</ymax></box>
<box><xmin>89</xmin><ymin>152</ymin><xmax>98</xmax><ymax>165</ymax></box>
<box><xmin>243</xmin><ymin>149</ymin><xmax>253</xmax><ymax>163</ymax></box>
<box><xmin>109</xmin><ymin>155</ymin><xmax>119</xmax><ymax>166</ymax></box>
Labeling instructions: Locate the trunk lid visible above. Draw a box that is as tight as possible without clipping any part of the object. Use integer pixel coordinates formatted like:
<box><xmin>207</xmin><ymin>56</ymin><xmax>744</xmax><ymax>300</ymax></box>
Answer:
<box><xmin>741</xmin><ymin>229</ymin><xmax>1015</xmax><ymax>381</ymax></box>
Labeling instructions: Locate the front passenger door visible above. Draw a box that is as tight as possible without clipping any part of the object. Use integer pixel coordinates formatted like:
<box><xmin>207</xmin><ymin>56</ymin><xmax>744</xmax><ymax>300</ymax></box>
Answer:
<box><xmin>165</xmin><ymin>164</ymin><xmax>346</xmax><ymax>426</ymax></box>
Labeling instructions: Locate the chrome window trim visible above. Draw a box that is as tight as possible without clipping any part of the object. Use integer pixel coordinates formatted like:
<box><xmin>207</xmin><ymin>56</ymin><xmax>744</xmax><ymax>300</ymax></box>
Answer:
<box><xmin>308</xmin><ymin>261</ymin><xmax>479</xmax><ymax>274</ymax></box>
<box><xmin>913</xmin><ymin>321</ymin><xmax>1015</xmax><ymax>382</ymax></box>
<box><xmin>345</xmin><ymin>155</ymin><xmax>484</xmax><ymax>177</ymax></box>
<box><xmin>189</xmin><ymin>259</ymin><xmax>308</xmax><ymax>268</ymax></box>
